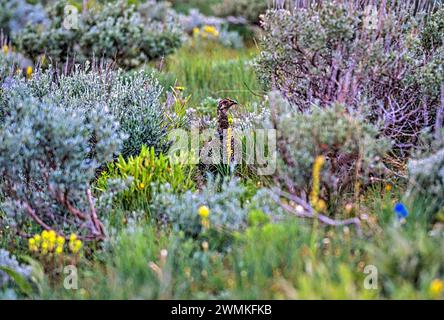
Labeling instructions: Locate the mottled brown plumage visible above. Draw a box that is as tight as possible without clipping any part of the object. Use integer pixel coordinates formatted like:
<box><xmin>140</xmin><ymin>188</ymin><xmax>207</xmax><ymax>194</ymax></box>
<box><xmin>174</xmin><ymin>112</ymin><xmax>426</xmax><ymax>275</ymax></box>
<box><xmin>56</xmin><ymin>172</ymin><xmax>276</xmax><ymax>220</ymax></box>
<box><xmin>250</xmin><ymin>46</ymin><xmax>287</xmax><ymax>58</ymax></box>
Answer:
<box><xmin>216</xmin><ymin>98</ymin><xmax>237</xmax><ymax>163</ymax></box>
<box><xmin>217</xmin><ymin>98</ymin><xmax>237</xmax><ymax>136</ymax></box>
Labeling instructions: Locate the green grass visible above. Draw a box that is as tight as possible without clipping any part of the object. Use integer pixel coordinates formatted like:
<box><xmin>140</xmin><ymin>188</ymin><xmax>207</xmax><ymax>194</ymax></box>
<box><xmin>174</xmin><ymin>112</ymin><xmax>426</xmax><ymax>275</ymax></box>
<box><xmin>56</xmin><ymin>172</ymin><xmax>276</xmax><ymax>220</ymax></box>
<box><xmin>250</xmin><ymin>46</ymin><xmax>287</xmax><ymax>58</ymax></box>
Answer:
<box><xmin>34</xmin><ymin>191</ymin><xmax>443</xmax><ymax>300</ymax></box>
<box><xmin>24</xmin><ymin>182</ymin><xmax>442</xmax><ymax>300</ymax></box>
<box><xmin>169</xmin><ymin>0</ymin><xmax>222</xmax><ymax>15</ymax></box>
<box><xmin>153</xmin><ymin>42</ymin><xmax>264</xmax><ymax>108</ymax></box>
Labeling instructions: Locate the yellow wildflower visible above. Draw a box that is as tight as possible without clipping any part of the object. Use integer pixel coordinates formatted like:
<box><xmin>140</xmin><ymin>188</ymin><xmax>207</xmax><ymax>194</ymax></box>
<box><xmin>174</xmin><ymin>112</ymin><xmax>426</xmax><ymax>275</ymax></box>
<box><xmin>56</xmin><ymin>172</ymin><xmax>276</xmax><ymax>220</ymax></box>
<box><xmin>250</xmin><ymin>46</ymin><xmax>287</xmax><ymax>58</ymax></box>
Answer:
<box><xmin>41</xmin><ymin>241</ymin><xmax>48</xmax><ymax>255</ymax></box>
<box><xmin>385</xmin><ymin>184</ymin><xmax>392</xmax><ymax>192</ymax></box>
<box><xmin>192</xmin><ymin>27</ymin><xmax>200</xmax><ymax>37</ymax></box>
<box><xmin>316</xmin><ymin>199</ymin><xmax>327</xmax><ymax>212</ymax></box>
<box><xmin>310</xmin><ymin>155</ymin><xmax>326</xmax><ymax>212</ymax></box>
<box><xmin>34</xmin><ymin>234</ymin><xmax>41</xmax><ymax>243</ymax></box>
<box><xmin>2</xmin><ymin>45</ymin><xmax>8</xmax><ymax>55</ymax></box>
<box><xmin>41</xmin><ymin>230</ymin><xmax>49</xmax><ymax>241</ymax></box>
<box><xmin>430</xmin><ymin>279</ymin><xmax>444</xmax><ymax>298</ymax></box>
<box><xmin>48</xmin><ymin>230</ymin><xmax>56</xmax><ymax>241</ymax></box>
<box><xmin>70</xmin><ymin>239</ymin><xmax>83</xmax><ymax>254</ymax></box>
<box><xmin>69</xmin><ymin>233</ymin><xmax>77</xmax><ymax>242</ymax></box>
<box><xmin>28</xmin><ymin>238</ymin><xmax>38</xmax><ymax>252</ymax></box>
<box><xmin>203</xmin><ymin>25</ymin><xmax>219</xmax><ymax>37</ymax></box>
<box><xmin>57</xmin><ymin>235</ymin><xmax>65</xmax><ymax>245</ymax></box>
<box><xmin>138</xmin><ymin>182</ymin><xmax>145</xmax><ymax>190</ymax></box>
<box><xmin>26</xmin><ymin>66</ymin><xmax>33</xmax><ymax>78</ymax></box>
<box><xmin>74</xmin><ymin>239</ymin><xmax>83</xmax><ymax>253</ymax></box>
<box><xmin>55</xmin><ymin>246</ymin><xmax>63</xmax><ymax>255</ymax></box>
<box><xmin>198</xmin><ymin>205</ymin><xmax>210</xmax><ymax>219</ymax></box>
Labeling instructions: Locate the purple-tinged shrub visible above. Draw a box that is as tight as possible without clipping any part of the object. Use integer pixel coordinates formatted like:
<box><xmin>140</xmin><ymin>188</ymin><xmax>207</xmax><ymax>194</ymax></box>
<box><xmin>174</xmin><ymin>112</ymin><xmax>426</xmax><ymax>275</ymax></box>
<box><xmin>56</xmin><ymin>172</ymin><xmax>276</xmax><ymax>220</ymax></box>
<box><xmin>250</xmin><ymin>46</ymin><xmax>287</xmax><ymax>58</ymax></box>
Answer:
<box><xmin>256</xmin><ymin>0</ymin><xmax>444</xmax><ymax>153</ymax></box>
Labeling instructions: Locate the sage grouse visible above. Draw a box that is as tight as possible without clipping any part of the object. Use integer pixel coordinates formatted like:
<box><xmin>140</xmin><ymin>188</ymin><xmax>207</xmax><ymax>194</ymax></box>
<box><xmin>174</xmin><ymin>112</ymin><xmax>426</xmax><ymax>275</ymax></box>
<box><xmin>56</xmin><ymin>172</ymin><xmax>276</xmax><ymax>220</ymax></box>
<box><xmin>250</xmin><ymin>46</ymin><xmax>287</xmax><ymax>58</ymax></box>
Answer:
<box><xmin>216</xmin><ymin>98</ymin><xmax>238</xmax><ymax>163</ymax></box>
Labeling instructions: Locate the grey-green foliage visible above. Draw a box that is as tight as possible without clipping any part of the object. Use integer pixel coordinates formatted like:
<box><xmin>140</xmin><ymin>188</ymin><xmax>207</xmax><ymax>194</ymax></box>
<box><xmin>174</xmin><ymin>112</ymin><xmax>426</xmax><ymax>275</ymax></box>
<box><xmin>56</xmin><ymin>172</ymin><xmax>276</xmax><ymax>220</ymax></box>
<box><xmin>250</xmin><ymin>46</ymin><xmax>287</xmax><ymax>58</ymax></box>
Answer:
<box><xmin>0</xmin><ymin>94</ymin><xmax>122</xmax><ymax>235</ymax></box>
<box><xmin>3</xmin><ymin>64</ymin><xmax>168</xmax><ymax>158</ymax></box>
<box><xmin>420</xmin><ymin>6</ymin><xmax>444</xmax><ymax>51</ymax></box>
<box><xmin>407</xmin><ymin>129</ymin><xmax>444</xmax><ymax>214</ymax></box>
<box><xmin>218</xmin><ymin>26</ymin><xmax>244</xmax><ymax>49</ymax></box>
<box><xmin>0</xmin><ymin>0</ymin><xmax>48</xmax><ymax>36</ymax></box>
<box><xmin>0</xmin><ymin>51</ymin><xmax>13</xmax><ymax>90</ymax></box>
<box><xmin>151</xmin><ymin>179</ymin><xmax>282</xmax><ymax>236</ymax></box>
<box><xmin>14</xmin><ymin>0</ymin><xmax>184</xmax><ymax>69</ymax></box>
<box><xmin>404</xmin><ymin>7</ymin><xmax>444</xmax><ymax>106</ymax></box>
<box><xmin>212</xmin><ymin>0</ymin><xmax>269</xmax><ymax>24</ymax></box>
<box><xmin>269</xmin><ymin>91</ymin><xmax>390</xmax><ymax>196</ymax></box>
<box><xmin>0</xmin><ymin>248</ymin><xmax>31</xmax><ymax>289</ymax></box>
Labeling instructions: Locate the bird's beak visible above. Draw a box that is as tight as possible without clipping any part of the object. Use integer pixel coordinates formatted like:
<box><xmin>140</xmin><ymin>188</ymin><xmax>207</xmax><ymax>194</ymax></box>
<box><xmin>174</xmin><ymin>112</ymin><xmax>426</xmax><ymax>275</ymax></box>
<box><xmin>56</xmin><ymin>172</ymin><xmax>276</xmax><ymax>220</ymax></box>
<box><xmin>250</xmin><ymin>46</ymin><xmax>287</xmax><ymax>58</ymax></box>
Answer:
<box><xmin>230</xmin><ymin>100</ymin><xmax>238</xmax><ymax>107</ymax></box>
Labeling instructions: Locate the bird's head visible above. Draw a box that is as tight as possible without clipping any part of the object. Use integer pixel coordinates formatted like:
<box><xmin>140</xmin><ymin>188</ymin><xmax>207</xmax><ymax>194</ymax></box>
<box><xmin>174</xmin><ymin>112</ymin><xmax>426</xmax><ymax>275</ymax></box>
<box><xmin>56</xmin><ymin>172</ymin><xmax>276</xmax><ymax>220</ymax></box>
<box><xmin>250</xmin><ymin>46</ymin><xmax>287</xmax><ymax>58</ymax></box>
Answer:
<box><xmin>217</xmin><ymin>98</ymin><xmax>238</xmax><ymax>115</ymax></box>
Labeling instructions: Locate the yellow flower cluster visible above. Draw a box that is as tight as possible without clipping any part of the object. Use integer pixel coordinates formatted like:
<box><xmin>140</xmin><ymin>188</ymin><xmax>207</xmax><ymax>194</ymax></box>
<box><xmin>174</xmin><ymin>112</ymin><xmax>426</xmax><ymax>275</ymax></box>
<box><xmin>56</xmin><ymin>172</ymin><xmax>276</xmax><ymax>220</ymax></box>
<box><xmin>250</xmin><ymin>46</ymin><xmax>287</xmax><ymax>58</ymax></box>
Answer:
<box><xmin>310</xmin><ymin>155</ymin><xmax>327</xmax><ymax>213</ymax></box>
<box><xmin>68</xmin><ymin>233</ymin><xmax>83</xmax><ymax>254</ymax></box>
<box><xmin>192</xmin><ymin>25</ymin><xmax>219</xmax><ymax>39</ymax></box>
<box><xmin>29</xmin><ymin>230</ymin><xmax>64</xmax><ymax>255</ymax></box>
<box><xmin>2</xmin><ymin>44</ymin><xmax>9</xmax><ymax>55</ymax></box>
<box><xmin>198</xmin><ymin>205</ymin><xmax>210</xmax><ymax>229</ymax></box>
<box><xmin>203</xmin><ymin>25</ymin><xmax>219</xmax><ymax>37</ymax></box>
<box><xmin>28</xmin><ymin>230</ymin><xmax>82</xmax><ymax>255</ymax></box>
<box><xmin>430</xmin><ymin>279</ymin><xmax>444</xmax><ymax>298</ymax></box>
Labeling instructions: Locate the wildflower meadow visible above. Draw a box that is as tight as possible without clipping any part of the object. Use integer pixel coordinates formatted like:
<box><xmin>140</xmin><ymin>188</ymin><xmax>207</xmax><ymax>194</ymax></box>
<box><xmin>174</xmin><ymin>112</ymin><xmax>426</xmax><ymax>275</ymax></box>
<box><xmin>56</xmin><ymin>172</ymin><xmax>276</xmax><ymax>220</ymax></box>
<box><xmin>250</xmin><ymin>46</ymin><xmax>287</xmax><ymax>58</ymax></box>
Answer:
<box><xmin>1</xmin><ymin>0</ymin><xmax>444</xmax><ymax>304</ymax></box>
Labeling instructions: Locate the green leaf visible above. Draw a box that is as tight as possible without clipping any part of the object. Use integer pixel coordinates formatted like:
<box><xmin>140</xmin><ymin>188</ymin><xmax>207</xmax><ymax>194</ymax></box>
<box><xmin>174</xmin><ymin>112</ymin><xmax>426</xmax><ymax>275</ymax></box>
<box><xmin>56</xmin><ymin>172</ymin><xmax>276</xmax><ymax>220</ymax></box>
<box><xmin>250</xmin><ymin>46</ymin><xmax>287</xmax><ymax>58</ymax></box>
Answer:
<box><xmin>0</xmin><ymin>266</ymin><xmax>32</xmax><ymax>296</ymax></box>
<box><xmin>20</xmin><ymin>255</ymin><xmax>45</xmax><ymax>288</ymax></box>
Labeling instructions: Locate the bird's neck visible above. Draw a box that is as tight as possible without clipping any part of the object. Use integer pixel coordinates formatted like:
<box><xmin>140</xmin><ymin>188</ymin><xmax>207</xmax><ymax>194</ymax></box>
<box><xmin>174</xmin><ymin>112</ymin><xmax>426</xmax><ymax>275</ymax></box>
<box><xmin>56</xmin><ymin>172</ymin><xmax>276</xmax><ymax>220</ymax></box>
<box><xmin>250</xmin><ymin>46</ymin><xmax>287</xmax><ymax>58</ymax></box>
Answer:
<box><xmin>217</xmin><ymin>112</ymin><xmax>229</xmax><ymax>132</ymax></box>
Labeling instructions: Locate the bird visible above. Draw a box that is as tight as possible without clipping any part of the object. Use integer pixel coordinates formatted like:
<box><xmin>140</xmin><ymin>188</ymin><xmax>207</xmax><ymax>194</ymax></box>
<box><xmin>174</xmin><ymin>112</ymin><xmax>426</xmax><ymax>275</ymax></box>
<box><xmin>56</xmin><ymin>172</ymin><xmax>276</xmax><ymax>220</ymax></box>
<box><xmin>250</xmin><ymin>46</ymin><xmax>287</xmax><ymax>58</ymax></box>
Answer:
<box><xmin>216</xmin><ymin>98</ymin><xmax>238</xmax><ymax>136</ymax></box>
<box><xmin>216</xmin><ymin>98</ymin><xmax>238</xmax><ymax>164</ymax></box>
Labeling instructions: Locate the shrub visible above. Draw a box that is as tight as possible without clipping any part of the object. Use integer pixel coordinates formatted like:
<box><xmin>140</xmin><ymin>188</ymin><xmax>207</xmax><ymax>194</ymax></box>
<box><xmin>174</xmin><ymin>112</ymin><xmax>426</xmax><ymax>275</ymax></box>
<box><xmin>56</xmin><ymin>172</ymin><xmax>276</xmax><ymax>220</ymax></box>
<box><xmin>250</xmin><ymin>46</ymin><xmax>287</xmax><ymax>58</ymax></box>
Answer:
<box><xmin>212</xmin><ymin>0</ymin><xmax>269</xmax><ymax>25</ymax></box>
<box><xmin>0</xmin><ymin>0</ymin><xmax>48</xmax><ymax>36</ymax></box>
<box><xmin>170</xmin><ymin>0</ymin><xmax>221</xmax><ymax>15</ymax></box>
<box><xmin>218</xmin><ymin>26</ymin><xmax>244</xmax><ymax>49</ymax></box>
<box><xmin>256</xmin><ymin>1</ymin><xmax>444</xmax><ymax>152</ymax></box>
<box><xmin>177</xmin><ymin>9</ymin><xmax>245</xmax><ymax>49</ymax></box>
<box><xmin>406</xmin><ymin>128</ymin><xmax>444</xmax><ymax>216</ymax></box>
<box><xmin>0</xmin><ymin>39</ymin><xmax>33</xmax><ymax>87</ymax></box>
<box><xmin>150</xmin><ymin>179</ymin><xmax>281</xmax><ymax>236</ymax></box>
<box><xmin>0</xmin><ymin>43</ymin><xmax>14</xmax><ymax>88</ymax></box>
<box><xmin>96</xmin><ymin>146</ymin><xmax>196</xmax><ymax>211</ymax></box>
<box><xmin>13</xmin><ymin>0</ymin><xmax>183</xmax><ymax>68</ymax></box>
<box><xmin>0</xmin><ymin>95</ymin><xmax>123</xmax><ymax>240</ymax></box>
<box><xmin>2</xmin><ymin>64</ymin><xmax>169</xmax><ymax>158</ymax></box>
<box><xmin>269</xmin><ymin>92</ymin><xmax>390</xmax><ymax>202</ymax></box>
